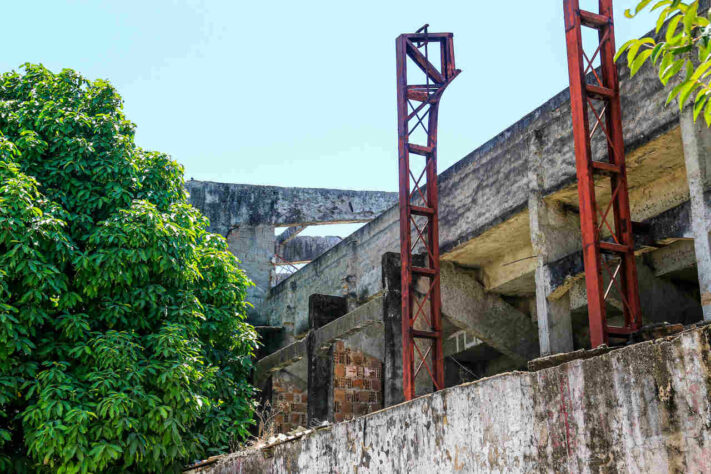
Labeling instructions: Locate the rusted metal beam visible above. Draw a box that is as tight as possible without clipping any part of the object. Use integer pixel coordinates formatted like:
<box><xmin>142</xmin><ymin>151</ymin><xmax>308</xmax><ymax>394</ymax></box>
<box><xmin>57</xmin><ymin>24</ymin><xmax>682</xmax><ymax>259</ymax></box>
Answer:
<box><xmin>396</xmin><ymin>26</ymin><xmax>460</xmax><ymax>400</ymax></box>
<box><xmin>563</xmin><ymin>0</ymin><xmax>642</xmax><ymax>347</ymax></box>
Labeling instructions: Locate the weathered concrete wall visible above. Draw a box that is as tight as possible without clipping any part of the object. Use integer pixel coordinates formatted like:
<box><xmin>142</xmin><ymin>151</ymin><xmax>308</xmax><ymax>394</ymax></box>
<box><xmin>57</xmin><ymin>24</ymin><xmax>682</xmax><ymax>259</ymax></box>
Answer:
<box><xmin>189</xmin><ymin>325</ymin><xmax>711</xmax><ymax>473</ymax></box>
<box><xmin>185</xmin><ymin>180</ymin><xmax>397</xmax><ymax>237</ymax></box>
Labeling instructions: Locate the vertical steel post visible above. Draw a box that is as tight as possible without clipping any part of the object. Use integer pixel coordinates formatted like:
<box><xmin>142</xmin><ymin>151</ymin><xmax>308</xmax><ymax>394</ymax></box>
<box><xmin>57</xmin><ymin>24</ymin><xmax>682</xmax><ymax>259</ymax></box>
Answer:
<box><xmin>396</xmin><ymin>27</ymin><xmax>460</xmax><ymax>400</ymax></box>
<box><xmin>563</xmin><ymin>0</ymin><xmax>642</xmax><ymax>347</ymax></box>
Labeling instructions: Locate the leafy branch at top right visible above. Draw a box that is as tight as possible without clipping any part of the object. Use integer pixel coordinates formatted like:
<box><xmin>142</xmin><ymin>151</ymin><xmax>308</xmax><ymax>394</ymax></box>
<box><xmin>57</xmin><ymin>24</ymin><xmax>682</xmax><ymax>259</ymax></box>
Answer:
<box><xmin>617</xmin><ymin>0</ymin><xmax>711</xmax><ymax>124</ymax></box>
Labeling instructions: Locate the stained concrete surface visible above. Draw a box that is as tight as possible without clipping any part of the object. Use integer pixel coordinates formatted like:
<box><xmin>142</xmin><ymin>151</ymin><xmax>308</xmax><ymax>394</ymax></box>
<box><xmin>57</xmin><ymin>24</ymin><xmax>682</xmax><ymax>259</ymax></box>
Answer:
<box><xmin>187</xmin><ymin>325</ymin><xmax>711</xmax><ymax>473</ymax></box>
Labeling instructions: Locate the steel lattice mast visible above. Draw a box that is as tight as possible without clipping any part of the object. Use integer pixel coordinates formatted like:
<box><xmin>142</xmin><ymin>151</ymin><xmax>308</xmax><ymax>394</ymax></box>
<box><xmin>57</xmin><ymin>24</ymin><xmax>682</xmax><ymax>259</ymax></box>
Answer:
<box><xmin>563</xmin><ymin>0</ymin><xmax>642</xmax><ymax>347</ymax></box>
<box><xmin>396</xmin><ymin>25</ymin><xmax>460</xmax><ymax>400</ymax></box>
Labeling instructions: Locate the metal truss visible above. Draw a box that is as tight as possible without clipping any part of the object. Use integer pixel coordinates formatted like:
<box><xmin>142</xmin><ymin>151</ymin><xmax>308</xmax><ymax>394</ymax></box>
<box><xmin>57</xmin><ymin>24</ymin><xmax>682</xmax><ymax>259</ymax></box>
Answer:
<box><xmin>396</xmin><ymin>25</ymin><xmax>460</xmax><ymax>400</ymax></box>
<box><xmin>563</xmin><ymin>0</ymin><xmax>642</xmax><ymax>347</ymax></box>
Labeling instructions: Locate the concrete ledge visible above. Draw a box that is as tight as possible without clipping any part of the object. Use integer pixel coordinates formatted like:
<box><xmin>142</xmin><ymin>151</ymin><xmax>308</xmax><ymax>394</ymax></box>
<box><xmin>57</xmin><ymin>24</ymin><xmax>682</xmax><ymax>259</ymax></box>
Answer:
<box><xmin>254</xmin><ymin>338</ymin><xmax>307</xmax><ymax>387</ymax></box>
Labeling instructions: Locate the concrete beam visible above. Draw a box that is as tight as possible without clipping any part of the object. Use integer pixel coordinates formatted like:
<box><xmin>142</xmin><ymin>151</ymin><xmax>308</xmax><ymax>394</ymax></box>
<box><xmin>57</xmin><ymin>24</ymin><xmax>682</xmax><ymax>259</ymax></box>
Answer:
<box><xmin>276</xmin><ymin>226</ymin><xmax>306</xmax><ymax>246</ymax></box>
<box><xmin>547</xmin><ymin>199</ymin><xmax>696</xmax><ymax>296</ymax></box>
<box><xmin>569</xmin><ymin>260</ymin><xmax>702</xmax><ymax>326</ymax></box>
<box><xmin>648</xmin><ymin>239</ymin><xmax>696</xmax><ymax>277</ymax></box>
<box><xmin>185</xmin><ymin>180</ymin><xmax>397</xmax><ymax>237</ymax></box>
<box><xmin>254</xmin><ymin>338</ymin><xmax>307</xmax><ymax>388</ymax></box>
<box><xmin>440</xmin><ymin>261</ymin><xmax>540</xmax><ymax>364</ymax></box>
<box><xmin>279</xmin><ymin>236</ymin><xmax>342</xmax><ymax>264</ymax></box>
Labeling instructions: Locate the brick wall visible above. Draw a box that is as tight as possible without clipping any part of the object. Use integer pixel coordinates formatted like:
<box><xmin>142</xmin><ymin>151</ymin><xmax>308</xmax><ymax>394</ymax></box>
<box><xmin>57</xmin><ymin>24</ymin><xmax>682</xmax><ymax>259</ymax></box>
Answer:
<box><xmin>332</xmin><ymin>341</ymin><xmax>382</xmax><ymax>423</ymax></box>
<box><xmin>271</xmin><ymin>372</ymin><xmax>307</xmax><ymax>434</ymax></box>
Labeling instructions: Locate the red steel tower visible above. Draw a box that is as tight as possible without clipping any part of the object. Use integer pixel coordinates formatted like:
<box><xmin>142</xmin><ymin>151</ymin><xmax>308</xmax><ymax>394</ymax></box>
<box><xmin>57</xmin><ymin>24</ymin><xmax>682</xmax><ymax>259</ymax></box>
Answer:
<box><xmin>396</xmin><ymin>25</ymin><xmax>460</xmax><ymax>400</ymax></box>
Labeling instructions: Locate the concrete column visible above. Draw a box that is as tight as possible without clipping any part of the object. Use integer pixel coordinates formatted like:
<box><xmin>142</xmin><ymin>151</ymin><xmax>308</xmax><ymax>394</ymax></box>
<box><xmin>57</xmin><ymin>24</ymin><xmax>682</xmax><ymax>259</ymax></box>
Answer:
<box><xmin>680</xmin><ymin>109</ymin><xmax>711</xmax><ymax>321</ymax></box>
<box><xmin>528</xmin><ymin>132</ymin><xmax>576</xmax><ymax>355</ymax></box>
<box><xmin>226</xmin><ymin>224</ymin><xmax>275</xmax><ymax>323</ymax></box>
<box><xmin>381</xmin><ymin>253</ymin><xmax>404</xmax><ymax>407</ymax></box>
<box><xmin>306</xmin><ymin>295</ymin><xmax>347</xmax><ymax>425</ymax></box>
<box><xmin>306</xmin><ymin>335</ymin><xmax>334</xmax><ymax>425</ymax></box>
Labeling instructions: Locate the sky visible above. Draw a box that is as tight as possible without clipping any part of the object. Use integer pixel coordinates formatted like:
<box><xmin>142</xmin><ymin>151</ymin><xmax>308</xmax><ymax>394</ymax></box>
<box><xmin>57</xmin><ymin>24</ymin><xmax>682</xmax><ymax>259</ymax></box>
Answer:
<box><xmin>0</xmin><ymin>1</ymin><xmax>657</xmax><ymax>237</ymax></box>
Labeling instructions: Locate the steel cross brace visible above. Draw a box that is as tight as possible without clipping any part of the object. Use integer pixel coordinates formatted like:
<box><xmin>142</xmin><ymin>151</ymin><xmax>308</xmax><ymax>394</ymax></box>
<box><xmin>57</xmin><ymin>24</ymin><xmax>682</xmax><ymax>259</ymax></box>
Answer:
<box><xmin>563</xmin><ymin>0</ymin><xmax>642</xmax><ymax>347</ymax></box>
<box><xmin>396</xmin><ymin>26</ymin><xmax>460</xmax><ymax>400</ymax></box>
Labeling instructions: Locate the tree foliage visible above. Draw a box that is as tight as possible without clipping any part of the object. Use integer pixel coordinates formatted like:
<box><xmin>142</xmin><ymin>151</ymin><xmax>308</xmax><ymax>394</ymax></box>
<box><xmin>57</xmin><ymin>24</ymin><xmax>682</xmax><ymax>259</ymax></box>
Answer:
<box><xmin>0</xmin><ymin>64</ymin><xmax>258</xmax><ymax>473</ymax></box>
<box><xmin>617</xmin><ymin>0</ymin><xmax>711</xmax><ymax>124</ymax></box>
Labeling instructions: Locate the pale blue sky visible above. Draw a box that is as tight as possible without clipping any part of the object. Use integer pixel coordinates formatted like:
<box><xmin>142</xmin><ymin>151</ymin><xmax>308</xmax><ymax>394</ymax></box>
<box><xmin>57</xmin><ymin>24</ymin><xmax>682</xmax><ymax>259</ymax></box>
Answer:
<box><xmin>1</xmin><ymin>1</ymin><xmax>656</xmax><ymax>236</ymax></box>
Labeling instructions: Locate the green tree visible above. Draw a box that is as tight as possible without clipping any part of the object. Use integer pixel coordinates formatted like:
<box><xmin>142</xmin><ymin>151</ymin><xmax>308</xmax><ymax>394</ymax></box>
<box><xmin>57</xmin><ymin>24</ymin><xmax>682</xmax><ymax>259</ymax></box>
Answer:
<box><xmin>0</xmin><ymin>64</ymin><xmax>258</xmax><ymax>473</ymax></box>
<box><xmin>617</xmin><ymin>0</ymin><xmax>711</xmax><ymax>124</ymax></box>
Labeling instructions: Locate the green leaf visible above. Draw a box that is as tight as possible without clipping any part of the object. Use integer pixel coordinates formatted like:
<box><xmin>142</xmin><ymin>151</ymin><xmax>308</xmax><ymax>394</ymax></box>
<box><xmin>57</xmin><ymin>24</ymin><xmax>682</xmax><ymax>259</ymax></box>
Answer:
<box><xmin>631</xmin><ymin>49</ymin><xmax>654</xmax><ymax>76</ymax></box>
<box><xmin>651</xmin><ymin>43</ymin><xmax>666</xmax><ymax>64</ymax></box>
<box><xmin>693</xmin><ymin>89</ymin><xmax>709</xmax><ymax>121</ymax></box>
<box><xmin>683</xmin><ymin>1</ymin><xmax>698</xmax><ymax>34</ymax></box>
<box><xmin>704</xmin><ymin>99</ymin><xmax>711</xmax><ymax>126</ymax></box>
<box><xmin>616</xmin><ymin>39</ymin><xmax>638</xmax><ymax>62</ymax></box>
<box><xmin>679</xmin><ymin>81</ymin><xmax>702</xmax><ymax>111</ymax></box>
<box><xmin>627</xmin><ymin>38</ymin><xmax>656</xmax><ymax>68</ymax></box>
<box><xmin>661</xmin><ymin>58</ymin><xmax>685</xmax><ymax>85</ymax></box>
<box><xmin>666</xmin><ymin>80</ymin><xmax>687</xmax><ymax>105</ymax></box>
<box><xmin>666</xmin><ymin>15</ymin><xmax>684</xmax><ymax>44</ymax></box>
<box><xmin>656</xmin><ymin>6</ymin><xmax>672</xmax><ymax>33</ymax></box>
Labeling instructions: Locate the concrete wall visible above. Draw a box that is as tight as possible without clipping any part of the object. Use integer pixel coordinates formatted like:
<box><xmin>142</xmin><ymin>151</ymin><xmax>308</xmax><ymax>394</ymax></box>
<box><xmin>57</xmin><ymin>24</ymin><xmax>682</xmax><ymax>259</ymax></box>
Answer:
<box><xmin>189</xmin><ymin>325</ymin><xmax>711</xmax><ymax>473</ymax></box>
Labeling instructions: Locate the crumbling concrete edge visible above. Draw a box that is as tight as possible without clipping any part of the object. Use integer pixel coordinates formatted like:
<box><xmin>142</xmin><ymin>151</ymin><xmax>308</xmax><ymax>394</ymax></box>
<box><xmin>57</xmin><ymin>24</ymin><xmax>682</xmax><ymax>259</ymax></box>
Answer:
<box><xmin>187</xmin><ymin>324</ymin><xmax>711</xmax><ymax>473</ymax></box>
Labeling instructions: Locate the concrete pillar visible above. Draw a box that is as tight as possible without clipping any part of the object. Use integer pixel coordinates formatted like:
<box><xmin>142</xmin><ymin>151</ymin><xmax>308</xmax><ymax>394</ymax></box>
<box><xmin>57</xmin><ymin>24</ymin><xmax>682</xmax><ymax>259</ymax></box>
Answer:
<box><xmin>528</xmin><ymin>132</ymin><xmax>576</xmax><ymax>355</ymax></box>
<box><xmin>306</xmin><ymin>295</ymin><xmax>347</xmax><ymax>425</ymax></box>
<box><xmin>680</xmin><ymin>109</ymin><xmax>711</xmax><ymax>321</ymax></box>
<box><xmin>226</xmin><ymin>224</ymin><xmax>275</xmax><ymax>323</ymax></box>
<box><xmin>306</xmin><ymin>336</ymin><xmax>333</xmax><ymax>425</ymax></box>
<box><xmin>381</xmin><ymin>253</ymin><xmax>404</xmax><ymax>407</ymax></box>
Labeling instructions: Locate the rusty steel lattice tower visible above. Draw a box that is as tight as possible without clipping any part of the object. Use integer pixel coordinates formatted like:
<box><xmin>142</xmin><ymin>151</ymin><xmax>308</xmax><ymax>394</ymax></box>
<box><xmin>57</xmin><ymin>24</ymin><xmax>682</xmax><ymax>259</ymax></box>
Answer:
<box><xmin>563</xmin><ymin>0</ymin><xmax>642</xmax><ymax>347</ymax></box>
<box><xmin>396</xmin><ymin>25</ymin><xmax>460</xmax><ymax>400</ymax></box>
